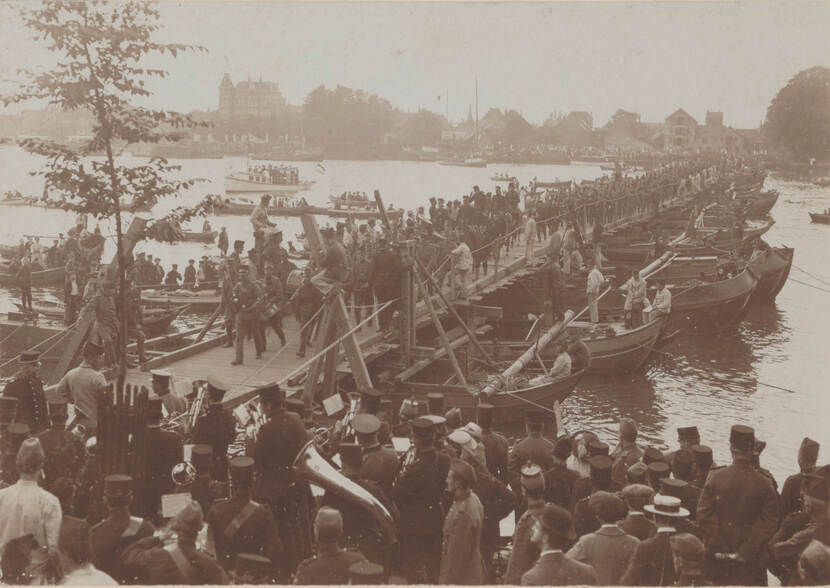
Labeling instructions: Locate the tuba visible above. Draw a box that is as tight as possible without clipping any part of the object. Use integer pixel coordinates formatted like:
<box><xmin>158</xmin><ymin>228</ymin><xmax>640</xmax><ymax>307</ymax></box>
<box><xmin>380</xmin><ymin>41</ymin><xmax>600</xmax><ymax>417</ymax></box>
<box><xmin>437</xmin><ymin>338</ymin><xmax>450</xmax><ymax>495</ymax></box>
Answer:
<box><xmin>293</xmin><ymin>440</ymin><xmax>396</xmax><ymax>544</ymax></box>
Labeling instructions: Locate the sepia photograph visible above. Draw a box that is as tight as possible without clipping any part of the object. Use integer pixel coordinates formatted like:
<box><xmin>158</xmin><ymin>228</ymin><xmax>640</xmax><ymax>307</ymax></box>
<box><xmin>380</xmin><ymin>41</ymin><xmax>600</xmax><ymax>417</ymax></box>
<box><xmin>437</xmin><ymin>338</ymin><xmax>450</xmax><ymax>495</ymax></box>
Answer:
<box><xmin>0</xmin><ymin>0</ymin><xmax>829</xmax><ymax>585</ymax></box>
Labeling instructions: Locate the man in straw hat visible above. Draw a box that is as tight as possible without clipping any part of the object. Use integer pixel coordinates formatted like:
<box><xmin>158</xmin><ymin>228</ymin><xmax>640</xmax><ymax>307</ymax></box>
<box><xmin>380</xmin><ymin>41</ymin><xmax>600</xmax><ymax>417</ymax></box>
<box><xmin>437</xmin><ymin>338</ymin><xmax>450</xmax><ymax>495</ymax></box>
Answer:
<box><xmin>2</xmin><ymin>350</ymin><xmax>48</xmax><ymax>434</ymax></box>
<box><xmin>697</xmin><ymin>424</ymin><xmax>780</xmax><ymax>585</ymax></box>
<box><xmin>439</xmin><ymin>458</ymin><xmax>486</xmax><ymax>584</ymax></box>
<box><xmin>521</xmin><ymin>503</ymin><xmax>597</xmax><ymax>585</ymax></box>
<box><xmin>0</xmin><ymin>438</ymin><xmax>62</xmax><ymax>583</ymax></box>
<box><xmin>620</xmin><ymin>491</ymin><xmax>691</xmax><ymax>585</ymax></box>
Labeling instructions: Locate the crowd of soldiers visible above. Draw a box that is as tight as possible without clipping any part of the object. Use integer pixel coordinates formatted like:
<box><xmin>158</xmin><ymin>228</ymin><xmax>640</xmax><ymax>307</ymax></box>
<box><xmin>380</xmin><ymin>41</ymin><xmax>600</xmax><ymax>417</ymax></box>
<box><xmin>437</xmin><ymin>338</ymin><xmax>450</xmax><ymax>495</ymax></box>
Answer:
<box><xmin>1</xmin><ymin>352</ymin><xmax>829</xmax><ymax>586</ymax></box>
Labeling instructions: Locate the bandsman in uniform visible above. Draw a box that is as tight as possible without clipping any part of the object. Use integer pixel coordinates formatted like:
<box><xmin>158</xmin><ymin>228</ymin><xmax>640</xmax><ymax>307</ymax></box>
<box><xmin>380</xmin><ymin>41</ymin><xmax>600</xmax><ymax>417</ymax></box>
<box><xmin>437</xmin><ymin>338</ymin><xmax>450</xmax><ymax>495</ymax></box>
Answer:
<box><xmin>206</xmin><ymin>456</ymin><xmax>282</xmax><ymax>580</ymax></box>
<box><xmin>696</xmin><ymin>425</ymin><xmax>780</xmax><ymax>585</ymax></box>
<box><xmin>191</xmin><ymin>376</ymin><xmax>236</xmax><ymax>481</ymax></box>
<box><xmin>295</xmin><ymin>507</ymin><xmax>367</xmax><ymax>585</ymax></box>
<box><xmin>251</xmin><ymin>382</ymin><xmax>311</xmax><ymax>577</ymax></box>
<box><xmin>150</xmin><ymin>369</ymin><xmax>186</xmax><ymax>416</ymax></box>
<box><xmin>177</xmin><ymin>444</ymin><xmax>227</xmax><ymax>517</ymax></box>
<box><xmin>391</xmin><ymin>416</ymin><xmax>450</xmax><ymax>584</ymax></box>
<box><xmin>477</xmin><ymin>403</ymin><xmax>509</xmax><ymax>484</ymax></box>
<box><xmin>122</xmin><ymin>500</ymin><xmax>229</xmax><ymax>584</ymax></box>
<box><xmin>354</xmin><ymin>413</ymin><xmax>400</xmax><ymax>497</ymax></box>
<box><xmin>504</xmin><ymin>463</ymin><xmax>548</xmax><ymax>585</ymax></box>
<box><xmin>143</xmin><ymin>397</ymin><xmax>183</xmax><ymax>524</ymax></box>
<box><xmin>2</xmin><ymin>350</ymin><xmax>48</xmax><ymax>434</ymax></box>
<box><xmin>232</xmin><ymin>553</ymin><xmax>273</xmax><ymax>585</ymax></box>
<box><xmin>34</xmin><ymin>398</ymin><xmax>84</xmax><ymax>494</ymax></box>
<box><xmin>90</xmin><ymin>474</ymin><xmax>155</xmax><ymax>584</ymax></box>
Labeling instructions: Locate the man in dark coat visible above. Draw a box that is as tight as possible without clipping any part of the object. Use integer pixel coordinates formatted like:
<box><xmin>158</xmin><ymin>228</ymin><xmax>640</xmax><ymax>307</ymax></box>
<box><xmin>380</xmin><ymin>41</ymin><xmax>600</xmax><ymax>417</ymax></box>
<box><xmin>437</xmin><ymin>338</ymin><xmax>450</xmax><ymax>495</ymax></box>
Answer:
<box><xmin>391</xmin><ymin>417</ymin><xmax>450</xmax><ymax>584</ymax></box>
<box><xmin>122</xmin><ymin>500</ymin><xmax>229</xmax><ymax>584</ymax></box>
<box><xmin>191</xmin><ymin>376</ymin><xmax>236</xmax><ymax>481</ymax></box>
<box><xmin>143</xmin><ymin>397</ymin><xmax>183</xmax><ymax>524</ymax></box>
<box><xmin>780</xmin><ymin>437</ymin><xmax>820</xmax><ymax>517</ymax></box>
<box><xmin>250</xmin><ymin>382</ymin><xmax>311</xmax><ymax>577</ymax></box>
<box><xmin>206</xmin><ymin>456</ymin><xmax>282</xmax><ymax>581</ymax></box>
<box><xmin>370</xmin><ymin>237</ymin><xmax>402</xmax><ymax>331</ymax></box>
<box><xmin>295</xmin><ymin>507</ymin><xmax>367</xmax><ymax>585</ymax></box>
<box><xmin>176</xmin><ymin>445</ymin><xmax>227</xmax><ymax>518</ymax></box>
<box><xmin>354</xmin><ymin>413</ymin><xmax>399</xmax><ymax>497</ymax></box>
<box><xmin>572</xmin><ymin>455</ymin><xmax>623</xmax><ymax>537</ymax></box>
<box><xmin>620</xmin><ymin>493</ymin><xmax>691</xmax><ymax>585</ymax></box>
<box><xmin>2</xmin><ymin>350</ymin><xmax>48</xmax><ymax>434</ymax></box>
<box><xmin>543</xmin><ymin>436</ymin><xmax>579</xmax><ymax>511</ymax></box>
<box><xmin>34</xmin><ymin>398</ymin><xmax>84</xmax><ymax>494</ymax></box>
<box><xmin>696</xmin><ymin>425</ymin><xmax>781</xmax><ymax>585</ymax></box>
<box><xmin>521</xmin><ymin>503</ymin><xmax>597</xmax><ymax>586</ymax></box>
<box><xmin>508</xmin><ymin>409</ymin><xmax>556</xmax><ymax>496</ymax></box>
<box><xmin>477</xmin><ymin>403</ymin><xmax>509</xmax><ymax>484</ymax></box>
<box><xmin>90</xmin><ymin>474</ymin><xmax>155</xmax><ymax>584</ymax></box>
<box><xmin>620</xmin><ymin>483</ymin><xmax>658</xmax><ymax>541</ymax></box>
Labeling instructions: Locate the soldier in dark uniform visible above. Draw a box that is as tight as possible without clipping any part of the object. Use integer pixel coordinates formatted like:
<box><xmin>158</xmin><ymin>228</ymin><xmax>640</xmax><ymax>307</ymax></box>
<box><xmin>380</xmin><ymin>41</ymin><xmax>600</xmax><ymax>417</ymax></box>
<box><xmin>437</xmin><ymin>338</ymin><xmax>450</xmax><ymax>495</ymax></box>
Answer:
<box><xmin>477</xmin><ymin>403</ymin><xmax>509</xmax><ymax>484</ymax></box>
<box><xmin>507</xmin><ymin>409</ymin><xmax>556</xmax><ymax>496</ymax></box>
<box><xmin>90</xmin><ymin>474</ymin><xmax>155</xmax><ymax>584</ymax></box>
<box><xmin>670</xmin><ymin>450</ymin><xmax>701</xmax><ymax>519</ymax></box>
<box><xmin>250</xmin><ymin>382</ymin><xmax>311</xmax><ymax>577</ymax></box>
<box><xmin>2</xmin><ymin>350</ymin><xmax>48</xmax><ymax>434</ymax></box>
<box><xmin>370</xmin><ymin>237</ymin><xmax>402</xmax><ymax>331</ymax></box>
<box><xmin>692</xmin><ymin>444</ymin><xmax>714</xmax><ymax>489</ymax></box>
<box><xmin>293</xmin><ymin>267</ymin><xmax>323</xmax><ymax>358</ymax></box>
<box><xmin>191</xmin><ymin>376</ymin><xmax>236</xmax><ymax>481</ymax></box>
<box><xmin>231</xmin><ymin>264</ymin><xmax>265</xmax><ymax>365</ymax></box>
<box><xmin>572</xmin><ymin>455</ymin><xmax>622</xmax><ymax>537</ymax></box>
<box><xmin>122</xmin><ymin>500</ymin><xmax>229</xmax><ymax>584</ymax></box>
<box><xmin>543</xmin><ymin>436</ymin><xmax>579</xmax><ymax>510</ymax></box>
<box><xmin>143</xmin><ymin>397</ymin><xmax>183</xmax><ymax>524</ymax></box>
<box><xmin>697</xmin><ymin>425</ymin><xmax>780</xmax><ymax>585</ymax></box>
<box><xmin>34</xmin><ymin>398</ymin><xmax>84</xmax><ymax>494</ymax></box>
<box><xmin>648</xmin><ymin>461</ymin><xmax>672</xmax><ymax>492</ymax></box>
<box><xmin>295</xmin><ymin>507</ymin><xmax>367</xmax><ymax>585</ymax></box>
<box><xmin>206</xmin><ymin>456</ymin><xmax>282</xmax><ymax>581</ymax></box>
<box><xmin>667</xmin><ymin>426</ymin><xmax>702</xmax><ymax>464</ymax></box>
<box><xmin>220</xmin><ymin>265</ymin><xmax>236</xmax><ymax>348</ymax></box>
<box><xmin>392</xmin><ymin>417</ymin><xmax>450</xmax><ymax>584</ymax></box>
<box><xmin>177</xmin><ymin>445</ymin><xmax>227</xmax><ymax>517</ymax></box>
<box><xmin>0</xmin><ymin>422</ymin><xmax>29</xmax><ymax>487</ymax></box>
<box><xmin>781</xmin><ymin>437</ymin><xmax>820</xmax><ymax>517</ymax></box>
<box><xmin>355</xmin><ymin>413</ymin><xmax>400</xmax><ymax>497</ymax></box>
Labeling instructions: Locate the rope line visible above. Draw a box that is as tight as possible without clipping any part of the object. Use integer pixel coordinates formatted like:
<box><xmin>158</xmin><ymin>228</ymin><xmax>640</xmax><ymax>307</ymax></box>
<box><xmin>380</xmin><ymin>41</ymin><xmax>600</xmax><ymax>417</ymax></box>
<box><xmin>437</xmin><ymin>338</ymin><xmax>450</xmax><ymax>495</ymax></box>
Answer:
<box><xmin>790</xmin><ymin>278</ymin><xmax>830</xmax><ymax>295</ymax></box>
<box><xmin>792</xmin><ymin>264</ymin><xmax>830</xmax><ymax>288</ymax></box>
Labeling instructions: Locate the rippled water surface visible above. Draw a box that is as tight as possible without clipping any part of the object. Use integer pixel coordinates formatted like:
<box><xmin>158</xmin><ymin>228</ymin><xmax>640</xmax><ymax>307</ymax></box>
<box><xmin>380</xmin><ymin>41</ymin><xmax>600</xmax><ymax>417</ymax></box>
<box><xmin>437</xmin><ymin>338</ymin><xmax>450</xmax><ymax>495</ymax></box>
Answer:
<box><xmin>0</xmin><ymin>146</ymin><xmax>828</xmax><ymax>484</ymax></box>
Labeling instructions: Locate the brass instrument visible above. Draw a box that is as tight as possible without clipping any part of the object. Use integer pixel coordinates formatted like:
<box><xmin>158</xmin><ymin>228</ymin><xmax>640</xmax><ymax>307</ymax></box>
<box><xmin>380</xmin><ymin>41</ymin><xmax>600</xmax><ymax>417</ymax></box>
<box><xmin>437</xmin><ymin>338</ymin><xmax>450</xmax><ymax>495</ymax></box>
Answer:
<box><xmin>293</xmin><ymin>440</ymin><xmax>397</xmax><ymax>543</ymax></box>
<box><xmin>171</xmin><ymin>461</ymin><xmax>197</xmax><ymax>487</ymax></box>
<box><xmin>188</xmin><ymin>381</ymin><xmax>208</xmax><ymax>434</ymax></box>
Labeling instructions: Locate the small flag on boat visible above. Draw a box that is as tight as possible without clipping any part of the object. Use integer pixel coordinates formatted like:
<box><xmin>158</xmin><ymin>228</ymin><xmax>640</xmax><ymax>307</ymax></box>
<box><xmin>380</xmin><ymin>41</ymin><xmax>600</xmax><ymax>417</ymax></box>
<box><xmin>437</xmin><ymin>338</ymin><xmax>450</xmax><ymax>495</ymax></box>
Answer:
<box><xmin>315</xmin><ymin>163</ymin><xmax>326</xmax><ymax>174</ymax></box>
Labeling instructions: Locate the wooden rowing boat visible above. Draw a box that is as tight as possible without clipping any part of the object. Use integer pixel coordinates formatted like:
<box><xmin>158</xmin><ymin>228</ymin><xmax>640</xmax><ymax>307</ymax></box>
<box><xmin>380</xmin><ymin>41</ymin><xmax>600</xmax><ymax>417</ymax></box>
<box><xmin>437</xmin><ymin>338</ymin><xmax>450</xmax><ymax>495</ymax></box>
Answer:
<box><xmin>748</xmin><ymin>246</ymin><xmax>793</xmax><ymax>303</ymax></box>
<box><xmin>809</xmin><ymin>212</ymin><xmax>830</xmax><ymax>224</ymax></box>
<box><xmin>180</xmin><ymin>231</ymin><xmax>217</xmax><ymax>243</ymax></box>
<box><xmin>140</xmin><ymin>289</ymin><xmax>221</xmax><ymax>310</ymax></box>
<box><xmin>328</xmin><ymin>195</ymin><xmax>377</xmax><ymax>210</ymax></box>
<box><xmin>0</xmin><ymin>265</ymin><xmax>65</xmax><ymax>287</ymax></box>
<box><xmin>742</xmin><ymin>191</ymin><xmax>778</xmax><ymax>217</ymax></box>
<box><xmin>15</xmin><ymin>301</ymin><xmax>187</xmax><ymax>337</ymax></box>
<box><xmin>211</xmin><ymin>198</ymin><xmax>403</xmax><ymax>220</ymax></box>
<box><xmin>603</xmin><ymin>241</ymin><xmax>656</xmax><ymax>263</ymax></box>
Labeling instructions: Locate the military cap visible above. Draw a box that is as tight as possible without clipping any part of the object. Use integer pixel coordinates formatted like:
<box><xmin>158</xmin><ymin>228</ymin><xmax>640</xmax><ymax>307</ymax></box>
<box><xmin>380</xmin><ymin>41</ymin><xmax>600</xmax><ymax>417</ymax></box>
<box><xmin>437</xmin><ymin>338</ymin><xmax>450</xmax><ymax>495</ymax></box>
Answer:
<box><xmin>648</xmin><ymin>461</ymin><xmax>670</xmax><ymax>476</ymax></box>
<box><xmin>146</xmin><ymin>397</ymin><xmax>163</xmax><ymax>421</ymax></box>
<box><xmin>622</xmin><ymin>484</ymin><xmax>655</xmax><ymax>510</ymax></box>
<box><xmin>802</xmin><ymin>474</ymin><xmax>829</xmax><ymax>502</ymax></box>
<box><xmin>285</xmin><ymin>396</ymin><xmax>305</xmax><ymax>417</ymax></box>
<box><xmin>672</xmin><ymin>449</ymin><xmax>695</xmax><ymax>477</ymax></box>
<box><xmin>660</xmin><ymin>477</ymin><xmax>688</xmax><ymax>497</ymax></box>
<box><xmin>645</xmin><ymin>493</ymin><xmax>689</xmax><ymax>518</ymax></box>
<box><xmin>338</xmin><ymin>443</ymin><xmax>363</xmax><ymax>472</ymax></box>
<box><xmin>589</xmin><ymin>454</ymin><xmax>613</xmax><ymax>479</ymax></box>
<box><xmin>352</xmin><ymin>413</ymin><xmax>381</xmax><ymax>436</ymax></box>
<box><xmin>191</xmin><ymin>444</ymin><xmax>213</xmax><ymax>473</ymax></box>
<box><xmin>627</xmin><ymin>461</ymin><xmax>649</xmax><ymax>484</ymax></box>
<box><xmin>476</xmin><ymin>403</ymin><xmax>495</xmax><ymax>429</ymax></box>
<box><xmin>206</xmin><ymin>375</ymin><xmax>229</xmax><ymax>402</ymax></box>
<box><xmin>315</xmin><ymin>507</ymin><xmax>343</xmax><ymax>543</ymax></box>
<box><xmin>692</xmin><ymin>444</ymin><xmax>713</xmax><ymax>468</ymax></box>
<box><xmin>525</xmin><ymin>409</ymin><xmax>544</xmax><ymax>427</ymax></box>
<box><xmin>553</xmin><ymin>436</ymin><xmax>573</xmax><ymax>459</ymax></box>
<box><xmin>349</xmin><ymin>560</ymin><xmax>385</xmax><ymax>585</ymax></box>
<box><xmin>173</xmin><ymin>500</ymin><xmax>204</xmax><ymax>536</ymax></box>
<box><xmin>800</xmin><ymin>540</ymin><xmax>830</xmax><ymax>582</ymax></box>
<box><xmin>104</xmin><ymin>474</ymin><xmax>133</xmax><ymax>498</ymax></box>
<box><xmin>449</xmin><ymin>458</ymin><xmax>477</xmax><ymax>486</ymax></box>
<box><xmin>422</xmin><ymin>414</ymin><xmax>447</xmax><ymax>429</ymax></box>
<box><xmin>643</xmin><ymin>447</ymin><xmax>665</xmax><ymax>464</ymax></box>
<box><xmin>589</xmin><ymin>490</ymin><xmax>627</xmax><ymax>523</ymax></box>
<box><xmin>620</xmin><ymin>417</ymin><xmax>638</xmax><ymax>442</ymax></box>
<box><xmin>6</xmin><ymin>423</ymin><xmax>31</xmax><ymax>447</ymax></box>
<box><xmin>677</xmin><ymin>426</ymin><xmax>700</xmax><ymax>441</ymax></box>
<box><xmin>463</xmin><ymin>422</ymin><xmax>483</xmax><ymax>441</ymax></box>
<box><xmin>669</xmin><ymin>533</ymin><xmax>705</xmax><ymax>562</ymax></box>
<box><xmin>83</xmin><ymin>341</ymin><xmax>104</xmax><ymax>357</ymax></box>
<box><xmin>257</xmin><ymin>381</ymin><xmax>284</xmax><ymax>405</ymax></box>
<box><xmin>16</xmin><ymin>437</ymin><xmax>45</xmax><ymax>474</ymax></box>
<box><xmin>230</xmin><ymin>456</ymin><xmax>255</xmax><ymax>486</ymax></box>
<box><xmin>411</xmin><ymin>417</ymin><xmax>435</xmax><ymax>440</ymax></box>
<box><xmin>18</xmin><ymin>350</ymin><xmax>40</xmax><ymax>365</ymax></box>
<box><xmin>730</xmin><ymin>424</ymin><xmax>755</xmax><ymax>452</ymax></box>
<box><xmin>235</xmin><ymin>553</ymin><xmax>273</xmax><ymax>584</ymax></box>
<box><xmin>360</xmin><ymin>388</ymin><xmax>382</xmax><ymax>413</ymax></box>
<box><xmin>426</xmin><ymin>392</ymin><xmax>445</xmax><ymax>415</ymax></box>
<box><xmin>150</xmin><ymin>369</ymin><xmax>172</xmax><ymax>384</ymax></box>
<box><xmin>588</xmin><ymin>440</ymin><xmax>610</xmax><ymax>457</ymax></box>
<box><xmin>537</xmin><ymin>503</ymin><xmax>572</xmax><ymax>539</ymax></box>
<box><xmin>444</xmin><ymin>407</ymin><xmax>462</xmax><ymax>429</ymax></box>
<box><xmin>800</xmin><ymin>437</ymin><xmax>820</xmax><ymax>465</ymax></box>
<box><xmin>521</xmin><ymin>462</ymin><xmax>545</xmax><ymax>491</ymax></box>
<box><xmin>0</xmin><ymin>397</ymin><xmax>17</xmax><ymax>425</ymax></box>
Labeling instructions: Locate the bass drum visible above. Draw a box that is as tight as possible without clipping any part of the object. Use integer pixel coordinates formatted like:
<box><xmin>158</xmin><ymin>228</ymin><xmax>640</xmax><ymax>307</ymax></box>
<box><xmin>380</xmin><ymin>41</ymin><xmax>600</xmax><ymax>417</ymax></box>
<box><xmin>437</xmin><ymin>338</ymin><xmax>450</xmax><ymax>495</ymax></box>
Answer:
<box><xmin>285</xmin><ymin>268</ymin><xmax>305</xmax><ymax>297</ymax></box>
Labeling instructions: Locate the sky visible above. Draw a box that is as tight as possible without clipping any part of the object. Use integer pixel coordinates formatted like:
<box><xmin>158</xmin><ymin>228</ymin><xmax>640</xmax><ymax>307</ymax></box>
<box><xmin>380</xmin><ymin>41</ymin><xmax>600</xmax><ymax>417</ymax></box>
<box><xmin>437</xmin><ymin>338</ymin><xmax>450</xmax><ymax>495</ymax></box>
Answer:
<box><xmin>1</xmin><ymin>1</ymin><xmax>829</xmax><ymax>129</ymax></box>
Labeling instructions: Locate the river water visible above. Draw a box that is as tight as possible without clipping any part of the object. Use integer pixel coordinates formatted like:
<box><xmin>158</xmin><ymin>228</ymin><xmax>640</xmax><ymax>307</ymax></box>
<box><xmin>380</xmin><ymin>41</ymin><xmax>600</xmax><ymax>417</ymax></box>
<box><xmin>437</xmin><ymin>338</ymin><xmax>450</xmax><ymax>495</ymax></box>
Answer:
<box><xmin>0</xmin><ymin>145</ymin><xmax>828</xmax><ymax>485</ymax></box>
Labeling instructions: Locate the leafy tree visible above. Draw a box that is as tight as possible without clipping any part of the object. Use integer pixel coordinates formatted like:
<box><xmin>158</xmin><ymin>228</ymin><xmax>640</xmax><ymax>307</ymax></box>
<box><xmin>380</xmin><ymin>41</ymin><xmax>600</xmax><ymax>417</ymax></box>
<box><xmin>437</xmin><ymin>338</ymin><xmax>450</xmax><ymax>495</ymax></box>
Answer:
<box><xmin>4</xmin><ymin>0</ymin><xmax>211</xmax><ymax>385</ymax></box>
<box><xmin>764</xmin><ymin>66</ymin><xmax>830</xmax><ymax>160</ymax></box>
